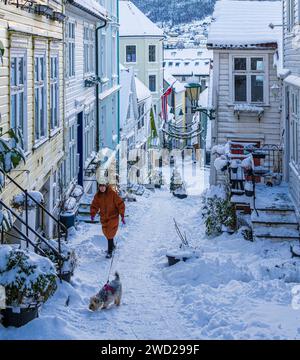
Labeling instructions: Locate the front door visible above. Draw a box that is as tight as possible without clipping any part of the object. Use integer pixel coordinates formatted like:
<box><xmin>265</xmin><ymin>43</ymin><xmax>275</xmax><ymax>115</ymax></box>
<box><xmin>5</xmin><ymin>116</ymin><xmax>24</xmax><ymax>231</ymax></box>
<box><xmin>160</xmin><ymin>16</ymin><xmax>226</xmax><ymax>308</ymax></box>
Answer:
<box><xmin>77</xmin><ymin>112</ymin><xmax>84</xmax><ymax>186</ymax></box>
<box><xmin>285</xmin><ymin>87</ymin><xmax>290</xmax><ymax>182</ymax></box>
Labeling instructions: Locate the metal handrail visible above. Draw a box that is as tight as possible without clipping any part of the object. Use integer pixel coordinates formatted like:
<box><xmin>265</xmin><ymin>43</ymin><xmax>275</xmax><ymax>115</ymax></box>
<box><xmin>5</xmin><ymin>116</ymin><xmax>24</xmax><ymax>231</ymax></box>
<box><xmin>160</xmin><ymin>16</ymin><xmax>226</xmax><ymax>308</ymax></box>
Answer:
<box><xmin>0</xmin><ymin>169</ymin><xmax>68</xmax><ymax>241</ymax></box>
<box><xmin>0</xmin><ymin>200</ymin><xmax>64</xmax><ymax>264</ymax></box>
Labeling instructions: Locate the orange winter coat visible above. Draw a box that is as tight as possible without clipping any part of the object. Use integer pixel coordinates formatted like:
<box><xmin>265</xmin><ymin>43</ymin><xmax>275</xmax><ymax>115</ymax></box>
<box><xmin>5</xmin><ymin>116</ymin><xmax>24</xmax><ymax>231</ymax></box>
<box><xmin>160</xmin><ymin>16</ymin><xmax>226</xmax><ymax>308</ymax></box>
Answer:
<box><xmin>90</xmin><ymin>186</ymin><xmax>125</xmax><ymax>239</ymax></box>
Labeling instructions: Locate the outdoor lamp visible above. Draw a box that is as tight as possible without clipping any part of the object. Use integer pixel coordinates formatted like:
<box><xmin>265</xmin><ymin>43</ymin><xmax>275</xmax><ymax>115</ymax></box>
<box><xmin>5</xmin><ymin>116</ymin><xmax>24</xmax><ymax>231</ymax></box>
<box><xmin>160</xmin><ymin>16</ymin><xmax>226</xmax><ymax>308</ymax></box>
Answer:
<box><xmin>271</xmin><ymin>82</ymin><xmax>280</xmax><ymax>100</ymax></box>
<box><xmin>185</xmin><ymin>83</ymin><xmax>201</xmax><ymax>108</ymax></box>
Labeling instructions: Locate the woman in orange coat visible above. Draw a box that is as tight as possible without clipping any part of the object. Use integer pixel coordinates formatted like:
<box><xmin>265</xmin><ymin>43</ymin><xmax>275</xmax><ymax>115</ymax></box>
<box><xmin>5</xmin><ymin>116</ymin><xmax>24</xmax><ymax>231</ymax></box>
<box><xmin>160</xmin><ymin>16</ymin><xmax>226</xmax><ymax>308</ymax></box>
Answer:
<box><xmin>90</xmin><ymin>183</ymin><xmax>125</xmax><ymax>258</ymax></box>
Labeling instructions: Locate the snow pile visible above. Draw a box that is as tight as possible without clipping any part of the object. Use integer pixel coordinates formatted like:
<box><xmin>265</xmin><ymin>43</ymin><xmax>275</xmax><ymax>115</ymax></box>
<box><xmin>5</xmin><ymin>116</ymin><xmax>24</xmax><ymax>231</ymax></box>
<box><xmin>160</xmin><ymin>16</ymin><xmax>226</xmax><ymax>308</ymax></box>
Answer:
<box><xmin>71</xmin><ymin>185</ymin><xmax>84</xmax><ymax>200</ymax></box>
<box><xmin>214</xmin><ymin>156</ymin><xmax>229</xmax><ymax>171</ymax></box>
<box><xmin>234</xmin><ymin>104</ymin><xmax>265</xmax><ymax>115</ymax></box>
<box><xmin>64</xmin><ymin>197</ymin><xmax>77</xmax><ymax>212</ymax></box>
<box><xmin>208</xmin><ymin>0</ymin><xmax>282</xmax><ymax>48</ymax></box>
<box><xmin>11</xmin><ymin>191</ymin><xmax>44</xmax><ymax>211</ymax></box>
<box><xmin>0</xmin><ymin>246</ymin><xmax>57</xmax><ymax>307</ymax></box>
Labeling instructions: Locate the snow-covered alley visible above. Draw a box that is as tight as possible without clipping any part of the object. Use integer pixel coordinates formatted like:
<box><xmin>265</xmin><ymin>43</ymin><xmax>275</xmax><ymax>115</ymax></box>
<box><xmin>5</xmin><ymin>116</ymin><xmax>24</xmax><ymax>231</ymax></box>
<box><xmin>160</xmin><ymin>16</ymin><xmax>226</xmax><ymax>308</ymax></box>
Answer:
<box><xmin>1</xmin><ymin>166</ymin><xmax>300</xmax><ymax>340</ymax></box>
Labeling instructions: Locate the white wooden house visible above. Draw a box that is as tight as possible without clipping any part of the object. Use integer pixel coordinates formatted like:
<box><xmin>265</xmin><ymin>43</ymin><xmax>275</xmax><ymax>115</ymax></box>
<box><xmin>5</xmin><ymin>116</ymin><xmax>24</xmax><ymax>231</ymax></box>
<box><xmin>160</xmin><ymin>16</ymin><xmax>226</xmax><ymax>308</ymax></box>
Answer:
<box><xmin>282</xmin><ymin>0</ymin><xmax>300</xmax><ymax>218</ymax></box>
<box><xmin>207</xmin><ymin>1</ymin><xmax>300</xmax><ymax>242</ymax></box>
<box><xmin>208</xmin><ymin>0</ymin><xmax>283</xmax><ymax>183</ymax></box>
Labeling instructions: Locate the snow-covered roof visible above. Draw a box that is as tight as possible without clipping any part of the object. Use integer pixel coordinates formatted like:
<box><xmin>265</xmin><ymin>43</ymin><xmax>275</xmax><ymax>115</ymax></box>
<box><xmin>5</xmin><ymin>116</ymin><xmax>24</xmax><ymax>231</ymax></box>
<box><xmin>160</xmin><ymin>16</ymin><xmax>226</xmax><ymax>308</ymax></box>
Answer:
<box><xmin>119</xmin><ymin>1</ymin><xmax>164</xmax><ymax>37</ymax></box>
<box><xmin>164</xmin><ymin>71</ymin><xmax>186</xmax><ymax>93</ymax></box>
<box><xmin>207</xmin><ymin>0</ymin><xmax>282</xmax><ymax>49</ymax></box>
<box><xmin>134</xmin><ymin>77</ymin><xmax>151</xmax><ymax>102</ymax></box>
<box><xmin>67</xmin><ymin>0</ymin><xmax>108</xmax><ymax>19</ymax></box>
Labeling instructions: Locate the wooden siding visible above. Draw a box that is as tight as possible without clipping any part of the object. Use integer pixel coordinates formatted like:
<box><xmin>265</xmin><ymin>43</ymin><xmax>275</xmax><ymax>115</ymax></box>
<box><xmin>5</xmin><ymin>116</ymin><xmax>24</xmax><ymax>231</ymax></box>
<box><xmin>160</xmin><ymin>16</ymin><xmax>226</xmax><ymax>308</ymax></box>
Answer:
<box><xmin>0</xmin><ymin>1</ymin><xmax>64</xmax><ymax>205</ymax></box>
<box><xmin>215</xmin><ymin>50</ymin><xmax>282</xmax><ymax>146</ymax></box>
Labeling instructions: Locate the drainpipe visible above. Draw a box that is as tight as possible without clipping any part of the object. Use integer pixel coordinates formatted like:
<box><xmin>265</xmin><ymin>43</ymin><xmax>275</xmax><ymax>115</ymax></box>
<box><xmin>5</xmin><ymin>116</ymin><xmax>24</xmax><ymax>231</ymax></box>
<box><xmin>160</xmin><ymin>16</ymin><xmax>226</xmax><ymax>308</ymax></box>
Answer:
<box><xmin>117</xmin><ymin>0</ymin><xmax>120</xmax><ymax>176</ymax></box>
<box><xmin>96</xmin><ymin>19</ymin><xmax>108</xmax><ymax>152</ymax></box>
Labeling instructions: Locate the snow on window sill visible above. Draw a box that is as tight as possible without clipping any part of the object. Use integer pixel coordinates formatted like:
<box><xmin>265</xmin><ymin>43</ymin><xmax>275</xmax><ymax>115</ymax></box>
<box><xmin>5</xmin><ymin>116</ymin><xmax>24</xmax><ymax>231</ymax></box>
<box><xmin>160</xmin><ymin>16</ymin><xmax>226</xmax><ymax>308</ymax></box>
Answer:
<box><xmin>50</xmin><ymin>127</ymin><xmax>62</xmax><ymax>138</ymax></box>
<box><xmin>33</xmin><ymin>137</ymin><xmax>49</xmax><ymax>151</ymax></box>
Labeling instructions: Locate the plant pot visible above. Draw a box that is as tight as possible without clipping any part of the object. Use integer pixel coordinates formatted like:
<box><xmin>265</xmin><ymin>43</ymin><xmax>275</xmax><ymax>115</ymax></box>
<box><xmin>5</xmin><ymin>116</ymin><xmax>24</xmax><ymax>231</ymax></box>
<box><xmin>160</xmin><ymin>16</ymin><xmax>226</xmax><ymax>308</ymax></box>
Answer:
<box><xmin>60</xmin><ymin>212</ymin><xmax>76</xmax><ymax>229</ymax></box>
<box><xmin>173</xmin><ymin>193</ymin><xmax>188</xmax><ymax>199</ymax></box>
<box><xmin>1</xmin><ymin>305</ymin><xmax>39</xmax><ymax>328</ymax></box>
<box><xmin>166</xmin><ymin>255</ymin><xmax>189</xmax><ymax>267</ymax></box>
<box><xmin>245</xmin><ymin>190</ymin><xmax>254</xmax><ymax>197</ymax></box>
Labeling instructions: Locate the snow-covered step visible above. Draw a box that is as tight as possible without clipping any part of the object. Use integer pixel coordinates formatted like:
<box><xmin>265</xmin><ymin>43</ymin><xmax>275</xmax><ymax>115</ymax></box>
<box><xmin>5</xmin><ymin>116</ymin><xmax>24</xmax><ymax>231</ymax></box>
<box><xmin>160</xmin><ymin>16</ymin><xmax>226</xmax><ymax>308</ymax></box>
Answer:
<box><xmin>251</xmin><ymin>211</ymin><xmax>299</xmax><ymax>224</ymax></box>
<box><xmin>254</xmin><ymin>225</ymin><xmax>300</xmax><ymax>241</ymax></box>
<box><xmin>252</xmin><ymin>221</ymin><xmax>299</xmax><ymax>231</ymax></box>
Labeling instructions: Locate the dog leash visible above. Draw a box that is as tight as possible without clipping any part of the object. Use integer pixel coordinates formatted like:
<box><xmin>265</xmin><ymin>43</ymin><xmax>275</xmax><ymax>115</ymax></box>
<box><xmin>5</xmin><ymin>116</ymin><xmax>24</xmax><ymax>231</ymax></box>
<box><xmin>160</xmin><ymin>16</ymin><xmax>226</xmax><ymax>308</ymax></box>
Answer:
<box><xmin>106</xmin><ymin>238</ymin><xmax>118</xmax><ymax>283</ymax></box>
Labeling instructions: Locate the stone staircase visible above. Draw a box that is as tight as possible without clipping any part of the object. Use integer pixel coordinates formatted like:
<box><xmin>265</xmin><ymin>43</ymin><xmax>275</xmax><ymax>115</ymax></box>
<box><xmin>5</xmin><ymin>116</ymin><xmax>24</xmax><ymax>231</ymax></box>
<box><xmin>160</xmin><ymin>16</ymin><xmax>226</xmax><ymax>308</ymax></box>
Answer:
<box><xmin>77</xmin><ymin>193</ymin><xmax>97</xmax><ymax>223</ymax></box>
<box><xmin>251</xmin><ymin>184</ymin><xmax>300</xmax><ymax>242</ymax></box>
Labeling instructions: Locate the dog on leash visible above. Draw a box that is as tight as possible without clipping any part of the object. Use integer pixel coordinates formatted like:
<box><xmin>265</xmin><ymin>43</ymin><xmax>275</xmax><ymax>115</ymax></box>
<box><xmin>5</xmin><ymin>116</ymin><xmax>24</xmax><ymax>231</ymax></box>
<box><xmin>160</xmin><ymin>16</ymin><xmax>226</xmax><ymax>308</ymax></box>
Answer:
<box><xmin>89</xmin><ymin>272</ymin><xmax>122</xmax><ymax>311</ymax></box>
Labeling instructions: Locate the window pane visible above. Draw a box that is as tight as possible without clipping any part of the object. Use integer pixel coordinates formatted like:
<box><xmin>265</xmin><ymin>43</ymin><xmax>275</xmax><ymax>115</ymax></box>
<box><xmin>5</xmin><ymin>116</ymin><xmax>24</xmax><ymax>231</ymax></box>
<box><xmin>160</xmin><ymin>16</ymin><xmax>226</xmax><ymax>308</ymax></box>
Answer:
<box><xmin>234</xmin><ymin>75</ymin><xmax>247</xmax><ymax>102</ymax></box>
<box><xmin>126</xmin><ymin>46</ymin><xmax>136</xmax><ymax>62</ymax></box>
<box><xmin>251</xmin><ymin>75</ymin><xmax>264</xmax><ymax>102</ymax></box>
<box><xmin>251</xmin><ymin>58</ymin><xmax>264</xmax><ymax>71</ymax></box>
<box><xmin>35</xmin><ymin>58</ymin><xmax>39</xmax><ymax>82</ymax></box>
<box><xmin>18</xmin><ymin>57</ymin><xmax>24</xmax><ymax>85</ymax></box>
<box><xmin>149</xmin><ymin>45</ymin><xmax>156</xmax><ymax>62</ymax></box>
<box><xmin>234</xmin><ymin>58</ymin><xmax>246</xmax><ymax>71</ymax></box>
<box><xmin>11</xmin><ymin>58</ymin><xmax>17</xmax><ymax>86</ymax></box>
<box><xmin>18</xmin><ymin>92</ymin><xmax>24</xmax><ymax>132</ymax></box>
<box><xmin>35</xmin><ymin>89</ymin><xmax>39</xmax><ymax>139</ymax></box>
<box><xmin>149</xmin><ymin>75</ymin><xmax>156</xmax><ymax>92</ymax></box>
<box><xmin>11</xmin><ymin>94</ymin><xmax>17</xmax><ymax>128</ymax></box>
<box><xmin>40</xmin><ymin>57</ymin><xmax>44</xmax><ymax>80</ymax></box>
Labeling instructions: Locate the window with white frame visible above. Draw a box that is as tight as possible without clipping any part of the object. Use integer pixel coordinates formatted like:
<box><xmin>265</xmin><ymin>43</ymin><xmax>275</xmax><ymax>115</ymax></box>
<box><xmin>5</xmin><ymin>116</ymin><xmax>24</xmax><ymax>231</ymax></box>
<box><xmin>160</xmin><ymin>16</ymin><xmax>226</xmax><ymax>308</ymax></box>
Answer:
<box><xmin>149</xmin><ymin>75</ymin><xmax>156</xmax><ymax>92</ymax></box>
<box><xmin>84</xmin><ymin>25</ymin><xmax>95</xmax><ymax>75</ymax></box>
<box><xmin>67</xmin><ymin>21</ymin><xmax>75</xmax><ymax>78</ymax></box>
<box><xmin>287</xmin><ymin>0</ymin><xmax>296</xmax><ymax>32</ymax></box>
<box><xmin>84</xmin><ymin>108</ymin><xmax>96</xmax><ymax>162</ymax></box>
<box><xmin>149</xmin><ymin>45</ymin><xmax>156</xmax><ymax>62</ymax></box>
<box><xmin>68</xmin><ymin>122</ymin><xmax>77</xmax><ymax>180</ymax></box>
<box><xmin>100</xmin><ymin>31</ymin><xmax>107</xmax><ymax>79</ymax></box>
<box><xmin>291</xmin><ymin>89</ymin><xmax>299</xmax><ymax>166</ymax></box>
<box><xmin>34</xmin><ymin>53</ymin><xmax>47</xmax><ymax>141</ymax></box>
<box><xmin>126</xmin><ymin>45</ymin><xmax>136</xmax><ymax>63</ymax></box>
<box><xmin>232</xmin><ymin>56</ymin><xmax>266</xmax><ymax>104</ymax></box>
<box><xmin>10</xmin><ymin>50</ymin><xmax>27</xmax><ymax>150</ymax></box>
<box><xmin>50</xmin><ymin>54</ymin><xmax>59</xmax><ymax>130</ymax></box>
<box><xmin>138</xmin><ymin>104</ymin><xmax>145</xmax><ymax>129</ymax></box>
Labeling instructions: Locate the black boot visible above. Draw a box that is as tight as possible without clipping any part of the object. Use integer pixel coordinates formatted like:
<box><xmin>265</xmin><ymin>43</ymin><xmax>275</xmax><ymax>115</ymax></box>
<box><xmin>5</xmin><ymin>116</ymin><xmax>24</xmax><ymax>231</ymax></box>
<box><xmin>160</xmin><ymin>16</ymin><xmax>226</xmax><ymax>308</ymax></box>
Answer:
<box><xmin>106</xmin><ymin>239</ymin><xmax>115</xmax><ymax>258</ymax></box>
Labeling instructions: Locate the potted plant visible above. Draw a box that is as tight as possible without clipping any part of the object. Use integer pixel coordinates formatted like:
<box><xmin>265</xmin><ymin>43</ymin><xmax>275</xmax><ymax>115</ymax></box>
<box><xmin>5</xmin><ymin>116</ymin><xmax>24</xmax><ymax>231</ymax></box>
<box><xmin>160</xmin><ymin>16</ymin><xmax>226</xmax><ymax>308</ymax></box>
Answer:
<box><xmin>230</xmin><ymin>160</ymin><xmax>238</xmax><ymax>174</ymax></box>
<box><xmin>60</xmin><ymin>196</ymin><xmax>78</xmax><ymax>229</ymax></box>
<box><xmin>10</xmin><ymin>191</ymin><xmax>44</xmax><ymax>212</ymax></box>
<box><xmin>39</xmin><ymin>240</ymin><xmax>77</xmax><ymax>283</ymax></box>
<box><xmin>166</xmin><ymin>219</ymin><xmax>197</xmax><ymax>266</ymax></box>
<box><xmin>244</xmin><ymin>181</ymin><xmax>254</xmax><ymax>197</ymax></box>
<box><xmin>0</xmin><ymin>246</ymin><xmax>57</xmax><ymax>327</ymax></box>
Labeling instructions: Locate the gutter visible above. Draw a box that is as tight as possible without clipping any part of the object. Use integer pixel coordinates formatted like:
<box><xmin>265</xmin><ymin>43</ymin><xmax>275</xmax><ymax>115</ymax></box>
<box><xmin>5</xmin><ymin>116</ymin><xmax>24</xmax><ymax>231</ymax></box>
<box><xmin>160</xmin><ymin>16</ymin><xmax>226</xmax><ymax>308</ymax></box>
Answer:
<box><xmin>67</xmin><ymin>0</ymin><xmax>107</xmax><ymax>21</ymax></box>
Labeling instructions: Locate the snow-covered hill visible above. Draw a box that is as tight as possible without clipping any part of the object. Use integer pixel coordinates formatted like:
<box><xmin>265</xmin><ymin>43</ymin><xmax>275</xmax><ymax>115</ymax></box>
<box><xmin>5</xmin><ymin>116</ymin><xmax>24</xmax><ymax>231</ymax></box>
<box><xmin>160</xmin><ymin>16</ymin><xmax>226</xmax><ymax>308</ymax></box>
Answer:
<box><xmin>132</xmin><ymin>0</ymin><xmax>216</xmax><ymax>25</ymax></box>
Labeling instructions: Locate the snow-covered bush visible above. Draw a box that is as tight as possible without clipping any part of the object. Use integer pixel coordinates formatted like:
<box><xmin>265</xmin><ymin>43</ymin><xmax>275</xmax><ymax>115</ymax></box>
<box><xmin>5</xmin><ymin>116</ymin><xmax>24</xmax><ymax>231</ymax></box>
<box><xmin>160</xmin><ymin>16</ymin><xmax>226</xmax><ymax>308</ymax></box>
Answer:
<box><xmin>0</xmin><ymin>246</ymin><xmax>57</xmax><ymax>307</ymax></box>
<box><xmin>0</xmin><ymin>209</ymin><xmax>14</xmax><ymax>232</ymax></box>
<box><xmin>40</xmin><ymin>240</ymin><xmax>77</xmax><ymax>276</ymax></box>
<box><xmin>11</xmin><ymin>191</ymin><xmax>44</xmax><ymax>212</ymax></box>
<box><xmin>0</xmin><ymin>128</ymin><xmax>26</xmax><ymax>174</ymax></box>
<box><xmin>170</xmin><ymin>168</ymin><xmax>183</xmax><ymax>191</ymax></box>
<box><xmin>201</xmin><ymin>185</ymin><xmax>237</xmax><ymax>236</ymax></box>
